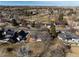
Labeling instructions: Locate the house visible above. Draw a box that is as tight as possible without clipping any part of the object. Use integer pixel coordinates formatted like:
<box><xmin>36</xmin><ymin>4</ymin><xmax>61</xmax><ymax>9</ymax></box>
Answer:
<box><xmin>0</xmin><ymin>28</ymin><xmax>30</xmax><ymax>43</ymax></box>
<box><xmin>55</xmin><ymin>21</ymin><xmax>64</xmax><ymax>25</ymax></box>
<box><xmin>4</xmin><ymin>29</ymin><xmax>16</xmax><ymax>41</ymax></box>
<box><xmin>17</xmin><ymin>30</ymin><xmax>29</xmax><ymax>41</ymax></box>
<box><xmin>26</xmin><ymin>9</ymin><xmax>38</xmax><ymax>15</ymax></box>
<box><xmin>0</xmin><ymin>28</ymin><xmax>5</xmax><ymax>39</ymax></box>
<box><xmin>9</xmin><ymin>32</ymin><xmax>18</xmax><ymax>43</ymax></box>
<box><xmin>41</xmin><ymin>22</ymin><xmax>51</xmax><ymax>29</ymax></box>
<box><xmin>10</xmin><ymin>30</ymin><xmax>30</xmax><ymax>43</ymax></box>
<box><xmin>55</xmin><ymin>21</ymin><xmax>65</xmax><ymax>31</ymax></box>
<box><xmin>72</xmin><ymin>37</ymin><xmax>79</xmax><ymax>43</ymax></box>
<box><xmin>58</xmin><ymin>31</ymin><xmax>79</xmax><ymax>44</ymax></box>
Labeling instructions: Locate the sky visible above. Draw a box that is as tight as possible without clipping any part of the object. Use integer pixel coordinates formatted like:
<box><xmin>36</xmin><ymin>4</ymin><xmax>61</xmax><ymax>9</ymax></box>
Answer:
<box><xmin>0</xmin><ymin>1</ymin><xmax>79</xmax><ymax>6</ymax></box>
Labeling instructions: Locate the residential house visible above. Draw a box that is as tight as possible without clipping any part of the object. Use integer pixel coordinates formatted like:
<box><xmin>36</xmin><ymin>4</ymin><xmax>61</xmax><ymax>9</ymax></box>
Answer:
<box><xmin>55</xmin><ymin>21</ymin><xmax>65</xmax><ymax>31</ymax></box>
<box><xmin>0</xmin><ymin>28</ymin><xmax>30</xmax><ymax>43</ymax></box>
<box><xmin>58</xmin><ymin>31</ymin><xmax>79</xmax><ymax>44</ymax></box>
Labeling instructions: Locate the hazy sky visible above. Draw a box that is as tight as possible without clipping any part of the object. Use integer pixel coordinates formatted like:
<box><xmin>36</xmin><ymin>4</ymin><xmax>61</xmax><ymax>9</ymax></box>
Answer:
<box><xmin>0</xmin><ymin>1</ymin><xmax>79</xmax><ymax>6</ymax></box>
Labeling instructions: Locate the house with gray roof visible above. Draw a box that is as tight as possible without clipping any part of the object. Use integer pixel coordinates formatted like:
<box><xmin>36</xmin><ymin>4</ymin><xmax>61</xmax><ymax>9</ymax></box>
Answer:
<box><xmin>58</xmin><ymin>31</ymin><xmax>79</xmax><ymax>43</ymax></box>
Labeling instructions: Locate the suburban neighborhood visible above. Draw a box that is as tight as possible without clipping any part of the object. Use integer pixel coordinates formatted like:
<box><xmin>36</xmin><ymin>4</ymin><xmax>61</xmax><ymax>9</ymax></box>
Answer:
<box><xmin>0</xmin><ymin>3</ymin><xmax>79</xmax><ymax>56</ymax></box>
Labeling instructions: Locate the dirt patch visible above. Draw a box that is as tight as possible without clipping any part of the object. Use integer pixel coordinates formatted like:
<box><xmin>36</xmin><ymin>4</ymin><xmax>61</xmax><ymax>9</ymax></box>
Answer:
<box><xmin>66</xmin><ymin>46</ymin><xmax>79</xmax><ymax>57</ymax></box>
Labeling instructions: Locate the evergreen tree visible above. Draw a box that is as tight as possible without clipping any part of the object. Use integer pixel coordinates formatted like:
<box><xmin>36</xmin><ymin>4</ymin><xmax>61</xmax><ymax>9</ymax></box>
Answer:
<box><xmin>58</xmin><ymin>13</ymin><xmax>64</xmax><ymax>21</ymax></box>
<box><xmin>49</xmin><ymin>22</ymin><xmax>57</xmax><ymax>39</ymax></box>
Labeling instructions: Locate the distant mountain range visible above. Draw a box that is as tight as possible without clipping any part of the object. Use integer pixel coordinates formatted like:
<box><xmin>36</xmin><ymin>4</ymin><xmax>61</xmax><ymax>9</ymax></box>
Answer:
<box><xmin>0</xmin><ymin>6</ymin><xmax>79</xmax><ymax>9</ymax></box>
